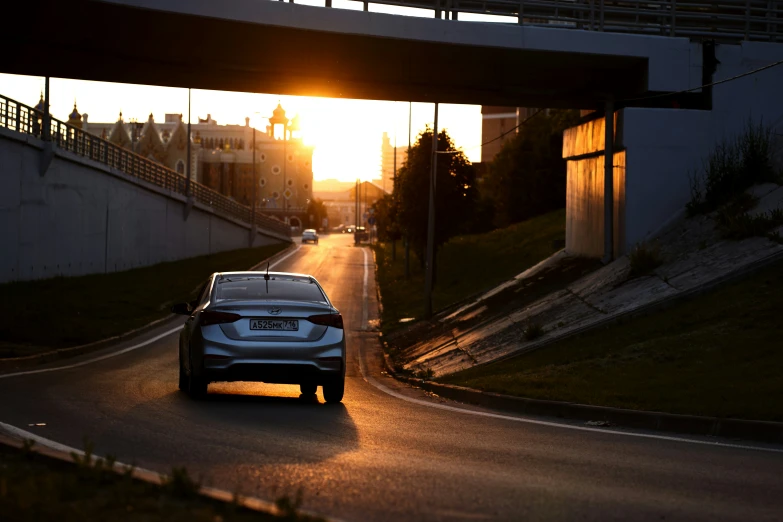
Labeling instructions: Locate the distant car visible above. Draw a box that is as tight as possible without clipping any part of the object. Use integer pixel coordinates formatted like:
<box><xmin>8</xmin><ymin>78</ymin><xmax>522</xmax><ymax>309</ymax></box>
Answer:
<box><xmin>302</xmin><ymin>229</ymin><xmax>319</xmax><ymax>244</ymax></box>
<box><xmin>171</xmin><ymin>271</ymin><xmax>346</xmax><ymax>403</ymax></box>
<box><xmin>332</xmin><ymin>224</ymin><xmax>345</xmax><ymax>234</ymax></box>
<box><xmin>354</xmin><ymin>226</ymin><xmax>369</xmax><ymax>244</ymax></box>
<box><xmin>345</xmin><ymin>226</ymin><xmax>355</xmax><ymax>234</ymax></box>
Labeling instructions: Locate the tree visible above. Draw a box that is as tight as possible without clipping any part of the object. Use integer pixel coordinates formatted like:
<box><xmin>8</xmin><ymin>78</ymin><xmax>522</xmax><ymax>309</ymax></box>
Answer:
<box><xmin>373</xmin><ymin>194</ymin><xmax>401</xmax><ymax>243</ymax></box>
<box><xmin>484</xmin><ymin>109</ymin><xmax>580</xmax><ymax>228</ymax></box>
<box><xmin>305</xmin><ymin>198</ymin><xmax>328</xmax><ymax>230</ymax></box>
<box><xmin>396</xmin><ymin>127</ymin><xmax>477</xmax><ymax>265</ymax></box>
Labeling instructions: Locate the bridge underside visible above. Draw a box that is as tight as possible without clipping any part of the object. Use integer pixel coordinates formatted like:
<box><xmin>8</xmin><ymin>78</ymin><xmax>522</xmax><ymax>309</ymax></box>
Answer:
<box><xmin>7</xmin><ymin>0</ymin><xmax>649</xmax><ymax>108</ymax></box>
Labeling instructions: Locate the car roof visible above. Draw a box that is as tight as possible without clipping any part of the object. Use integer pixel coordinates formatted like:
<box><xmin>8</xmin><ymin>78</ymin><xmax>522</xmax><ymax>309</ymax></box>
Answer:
<box><xmin>303</xmin><ymin>229</ymin><xmax>316</xmax><ymax>232</ymax></box>
<box><xmin>214</xmin><ymin>271</ymin><xmax>316</xmax><ymax>283</ymax></box>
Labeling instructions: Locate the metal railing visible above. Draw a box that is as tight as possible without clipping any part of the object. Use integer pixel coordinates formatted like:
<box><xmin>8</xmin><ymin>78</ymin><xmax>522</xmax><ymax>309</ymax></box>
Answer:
<box><xmin>331</xmin><ymin>0</ymin><xmax>782</xmax><ymax>42</ymax></box>
<box><xmin>0</xmin><ymin>94</ymin><xmax>291</xmax><ymax>239</ymax></box>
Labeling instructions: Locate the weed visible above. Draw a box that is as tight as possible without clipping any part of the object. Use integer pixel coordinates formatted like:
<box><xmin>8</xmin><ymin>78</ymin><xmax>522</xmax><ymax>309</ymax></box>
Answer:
<box><xmin>275</xmin><ymin>488</ymin><xmax>304</xmax><ymax>518</ymax></box>
<box><xmin>688</xmin><ymin>120</ymin><xmax>781</xmax><ymax>216</ymax></box>
<box><xmin>161</xmin><ymin>466</ymin><xmax>201</xmax><ymax>500</ymax></box>
<box><xmin>21</xmin><ymin>439</ymin><xmax>35</xmax><ymax>460</ymax></box>
<box><xmin>628</xmin><ymin>242</ymin><xmax>663</xmax><ymax>278</ymax></box>
<box><xmin>413</xmin><ymin>366</ymin><xmax>435</xmax><ymax>380</ymax></box>
<box><xmin>523</xmin><ymin>322</ymin><xmax>545</xmax><ymax>341</ymax></box>
<box><xmin>716</xmin><ymin>204</ymin><xmax>783</xmax><ymax>240</ymax></box>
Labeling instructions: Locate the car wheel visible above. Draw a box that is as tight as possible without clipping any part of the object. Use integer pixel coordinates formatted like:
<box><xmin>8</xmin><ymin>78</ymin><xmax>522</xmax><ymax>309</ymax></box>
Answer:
<box><xmin>186</xmin><ymin>352</ymin><xmax>208</xmax><ymax>399</ymax></box>
<box><xmin>322</xmin><ymin>377</ymin><xmax>345</xmax><ymax>404</ymax></box>
<box><xmin>300</xmin><ymin>383</ymin><xmax>317</xmax><ymax>395</ymax></box>
<box><xmin>178</xmin><ymin>357</ymin><xmax>188</xmax><ymax>392</ymax></box>
<box><xmin>188</xmin><ymin>375</ymin><xmax>208</xmax><ymax>399</ymax></box>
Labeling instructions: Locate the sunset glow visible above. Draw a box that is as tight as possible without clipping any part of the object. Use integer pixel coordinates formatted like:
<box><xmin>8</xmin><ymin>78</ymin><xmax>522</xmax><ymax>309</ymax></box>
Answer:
<box><xmin>0</xmin><ymin>74</ymin><xmax>482</xmax><ymax>183</ymax></box>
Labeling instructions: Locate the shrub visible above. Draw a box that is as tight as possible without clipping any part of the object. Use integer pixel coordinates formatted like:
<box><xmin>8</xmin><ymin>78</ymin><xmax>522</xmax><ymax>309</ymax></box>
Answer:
<box><xmin>688</xmin><ymin>120</ymin><xmax>781</xmax><ymax>216</ymax></box>
<box><xmin>629</xmin><ymin>242</ymin><xmax>663</xmax><ymax>278</ymax></box>
<box><xmin>523</xmin><ymin>322</ymin><xmax>545</xmax><ymax>341</ymax></box>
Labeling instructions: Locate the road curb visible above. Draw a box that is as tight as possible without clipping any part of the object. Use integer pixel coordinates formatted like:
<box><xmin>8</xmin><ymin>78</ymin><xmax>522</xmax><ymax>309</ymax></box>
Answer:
<box><xmin>0</xmin><ymin>432</ymin><xmax>339</xmax><ymax>522</ymax></box>
<box><xmin>0</xmin><ymin>243</ymin><xmax>298</xmax><ymax>374</ymax></box>
<box><xmin>379</xmin><ymin>346</ymin><xmax>783</xmax><ymax>445</ymax></box>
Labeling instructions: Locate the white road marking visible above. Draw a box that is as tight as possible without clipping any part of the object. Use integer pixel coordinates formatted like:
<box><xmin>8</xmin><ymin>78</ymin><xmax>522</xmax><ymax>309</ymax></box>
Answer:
<box><xmin>0</xmin><ymin>244</ymin><xmax>305</xmax><ymax>381</ymax></box>
<box><xmin>357</xmin><ymin>250</ymin><xmax>783</xmax><ymax>455</ymax></box>
<box><xmin>0</xmin><ymin>327</ymin><xmax>183</xmax><ymax>380</ymax></box>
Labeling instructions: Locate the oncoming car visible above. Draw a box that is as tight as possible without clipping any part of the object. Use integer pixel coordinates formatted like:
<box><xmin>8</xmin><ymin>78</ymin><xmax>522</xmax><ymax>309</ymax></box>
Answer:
<box><xmin>171</xmin><ymin>271</ymin><xmax>346</xmax><ymax>403</ymax></box>
<box><xmin>302</xmin><ymin>229</ymin><xmax>319</xmax><ymax>244</ymax></box>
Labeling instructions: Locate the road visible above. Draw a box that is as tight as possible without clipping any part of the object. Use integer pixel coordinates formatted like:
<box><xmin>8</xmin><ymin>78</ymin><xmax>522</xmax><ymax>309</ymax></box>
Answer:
<box><xmin>1</xmin><ymin>233</ymin><xmax>782</xmax><ymax>521</ymax></box>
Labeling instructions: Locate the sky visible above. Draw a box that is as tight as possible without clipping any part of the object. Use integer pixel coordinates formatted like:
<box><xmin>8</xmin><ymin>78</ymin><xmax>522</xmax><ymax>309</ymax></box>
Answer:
<box><xmin>0</xmin><ymin>73</ymin><xmax>487</xmax><ymax>183</ymax></box>
<box><xmin>0</xmin><ymin>2</ymin><xmax>520</xmax><ymax>183</ymax></box>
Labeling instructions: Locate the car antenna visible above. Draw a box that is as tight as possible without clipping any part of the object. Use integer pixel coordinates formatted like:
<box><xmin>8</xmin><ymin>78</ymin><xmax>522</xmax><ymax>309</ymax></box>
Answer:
<box><xmin>264</xmin><ymin>262</ymin><xmax>270</xmax><ymax>293</ymax></box>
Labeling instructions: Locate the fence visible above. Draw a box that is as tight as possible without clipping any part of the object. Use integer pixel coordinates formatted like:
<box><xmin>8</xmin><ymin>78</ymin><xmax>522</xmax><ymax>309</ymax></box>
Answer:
<box><xmin>333</xmin><ymin>0</ymin><xmax>781</xmax><ymax>42</ymax></box>
<box><xmin>0</xmin><ymin>94</ymin><xmax>291</xmax><ymax>239</ymax></box>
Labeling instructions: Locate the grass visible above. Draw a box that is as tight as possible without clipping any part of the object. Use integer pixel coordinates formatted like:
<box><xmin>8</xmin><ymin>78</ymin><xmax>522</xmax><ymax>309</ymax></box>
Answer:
<box><xmin>628</xmin><ymin>242</ymin><xmax>663</xmax><ymax>278</ymax></box>
<box><xmin>687</xmin><ymin>120</ymin><xmax>780</xmax><ymax>216</ymax></box>
<box><xmin>441</xmin><ymin>260</ymin><xmax>783</xmax><ymax>421</ymax></box>
<box><xmin>0</xmin><ymin>243</ymin><xmax>288</xmax><ymax>355</ymax></box>
<box><xmin>0</xmin><ymin>441</ymin><xmax>322</xmax><ymax>521</ymax></box>
<box><xmin>373</xmin><ymin>209</ymin><xmax>566</xmax><ymax>333</ymax></box>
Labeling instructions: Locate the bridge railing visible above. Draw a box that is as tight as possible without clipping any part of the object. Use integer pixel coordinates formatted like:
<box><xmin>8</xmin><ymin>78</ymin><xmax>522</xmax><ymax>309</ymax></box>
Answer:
<box><xmin>337</xmin><ymin>0</ymin><xmax>781</xmax><ymax>41</ymax></box>
<box><xmin>0</xmin><ymin>94</ymin><xmax>291</xmax><ymax>239</ymax></box>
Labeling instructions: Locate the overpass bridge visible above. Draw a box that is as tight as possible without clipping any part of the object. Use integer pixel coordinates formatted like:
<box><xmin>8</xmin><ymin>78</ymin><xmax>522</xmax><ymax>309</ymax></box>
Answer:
<box><xmin>9</xmin><ymin>0</ymin><xmax>779</xmax><ymax>108</ymax></box>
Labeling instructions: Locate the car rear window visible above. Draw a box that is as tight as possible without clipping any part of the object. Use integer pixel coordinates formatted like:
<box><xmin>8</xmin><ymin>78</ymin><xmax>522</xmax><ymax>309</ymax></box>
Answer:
<box><xmin>215</xmin><ymin>277</ymin><xmax>327</xmax><ymax>303</ymax></box>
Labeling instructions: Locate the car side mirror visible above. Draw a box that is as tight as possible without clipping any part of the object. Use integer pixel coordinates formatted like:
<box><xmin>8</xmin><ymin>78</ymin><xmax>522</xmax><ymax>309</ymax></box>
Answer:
<box><xmin>171</xmin><ymin>302</ymin><xmax>193</xmax><ymax>315</ymax></box>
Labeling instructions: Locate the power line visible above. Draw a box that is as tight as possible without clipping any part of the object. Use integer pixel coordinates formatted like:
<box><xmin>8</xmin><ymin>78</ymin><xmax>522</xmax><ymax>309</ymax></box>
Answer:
<box><xmin>623</xmin><ymin>57</ymin><xmax>783</xmax><ymax>103</ymax></box>
<box><xmin>445</xmin><ymin>108</ymin><xmax>546</xmax><ymax>155</ymax></box>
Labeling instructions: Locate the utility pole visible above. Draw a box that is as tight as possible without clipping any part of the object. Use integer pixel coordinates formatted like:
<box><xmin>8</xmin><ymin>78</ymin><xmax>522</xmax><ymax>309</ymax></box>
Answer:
<box><xmin>392</xmin><ymin>127</ymin><xmax>397</xmax><ymax>261</ymax></box>
<box><xmin>603</xmin><ymin>99</ymin><xmax>614</xmax><ymax>265</ymax></box>
<box><xmin>404</xmin><ymin>101</ymin><xmax>411</xmax><ymax>280</ymax></box>
<box><xmin>424</xmin><ymin>103</ymin><xmax>439</xmax><ymax>319</ymax></box>
<box><xmin>185</xmin><ymin>88</ymin><xmax>192</xmax><ymax>197</ymax></box>
<box><xmin>251</xmin><ymin>123</ymin><xmax>257</xmax><ymax>246</ymax></box>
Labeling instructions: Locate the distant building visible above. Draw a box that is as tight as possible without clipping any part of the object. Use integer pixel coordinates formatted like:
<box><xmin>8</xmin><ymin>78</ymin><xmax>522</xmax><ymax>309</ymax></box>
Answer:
<box><xmin>321</xmin><ymin>180</ymin><xmax>389</xmax><ymax>228</ymax></box>
<box><xmin>78</xmin><ymin>101</ymin><xmax>314</xmax><ymax>227</ymax></box>
<box><xmin>481</xmin><ymin>106</ymin><xmax>546</xmax><ymax>163</ymax></box>
<box><xmin>378</xmin><ymin>132</ymin><xmax>407</xmax><ymax>193</ymax></box>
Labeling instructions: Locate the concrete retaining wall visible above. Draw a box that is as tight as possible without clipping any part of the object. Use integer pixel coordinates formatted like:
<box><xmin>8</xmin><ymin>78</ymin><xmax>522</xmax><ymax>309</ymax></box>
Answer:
<box><xmin>564</xmin><ymin>40</ymin><xmax>783</xmax><ymax>257</ymax></box>
<box><xmin>0</xmin><ymin>128</ymin><xmax>288</xmax><ymax>283</ymax></box>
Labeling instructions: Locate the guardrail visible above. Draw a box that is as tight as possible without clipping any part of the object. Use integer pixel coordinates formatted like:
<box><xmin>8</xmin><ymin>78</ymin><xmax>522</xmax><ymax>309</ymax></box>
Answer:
<box><xmin>0</xmin><ymin>94</ymin><xmax>291</xmax><ymax>239</ymax></box>
<box><xmin>330</xmin><ymin>0</ymin><xmax>781</xmax><ymax>42</ymax></box>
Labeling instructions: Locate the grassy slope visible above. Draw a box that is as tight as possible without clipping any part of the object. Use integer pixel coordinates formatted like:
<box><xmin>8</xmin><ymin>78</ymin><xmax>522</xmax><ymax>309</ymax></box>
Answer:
<box><xmin>0</xmin><ymin>243</ymin><xmax>287</xmax><ymax>354</ymax></box>
<box><xmin>442</xmin><ymin>260</ymin><xmax>783</xmax><ymax>421</ymax></box>
<box><xmin>373</xmin><ymin>209</ymin><xmax>565</xmax><ymax>332</ymax></box>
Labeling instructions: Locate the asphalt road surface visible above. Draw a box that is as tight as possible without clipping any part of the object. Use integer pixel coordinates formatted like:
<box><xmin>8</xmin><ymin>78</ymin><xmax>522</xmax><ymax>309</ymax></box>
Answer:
<box><xmin>2</xmin><ymin>233</ymin><xmax>782</xmax><ymax>522</ymax></box>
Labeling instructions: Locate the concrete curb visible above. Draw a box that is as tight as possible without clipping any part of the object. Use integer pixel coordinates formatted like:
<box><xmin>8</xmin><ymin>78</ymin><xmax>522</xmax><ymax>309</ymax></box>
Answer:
<box><xmin>380</xmin><ymin>351</ymin><xmax>783</xmax><ymax>444</ymax></box>
<box><xmin>0</xmin><ymin>243</ymin><xmax>298</xmax><ymax>373</ymax></box>
<box><xmin>0</xmin><ymin>432</ymin><xmax>338</xmax><ymax>522</ymax></box>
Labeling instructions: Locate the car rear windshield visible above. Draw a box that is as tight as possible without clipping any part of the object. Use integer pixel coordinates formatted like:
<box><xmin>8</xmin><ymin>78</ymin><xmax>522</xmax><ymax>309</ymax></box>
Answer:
<box><xmin>214</xmin><ymin>277</ymin><xmax>327</xmax><ymax>303</ymax></box>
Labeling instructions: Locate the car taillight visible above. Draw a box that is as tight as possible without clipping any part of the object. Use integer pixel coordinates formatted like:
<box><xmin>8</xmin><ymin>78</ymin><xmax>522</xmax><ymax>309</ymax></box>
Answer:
<box><xmin>200</xmin><ymin>310</ymin><xmax>241</xmax><ymax>326</ymax></box>
<box><xmin>308</xmin><ymin>313</ymin><xmax>344</xmax><ymax>329</ymax></box>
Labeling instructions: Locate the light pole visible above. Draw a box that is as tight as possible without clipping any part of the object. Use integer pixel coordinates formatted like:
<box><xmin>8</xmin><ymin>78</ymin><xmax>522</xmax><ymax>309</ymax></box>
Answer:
<box><xmin>405</xmin><ymin>101</ymin><xmax>412</xmax><ymax>279</ymax></box>
<box><xmin>424</xmin><ymin>102</ymin><xmax>438</xmax><ymax>319</ymax></box>
<box><xmin>185</xmin><ymin>88</ymin><xmax>192</xmax><ymax>198</ymax></box>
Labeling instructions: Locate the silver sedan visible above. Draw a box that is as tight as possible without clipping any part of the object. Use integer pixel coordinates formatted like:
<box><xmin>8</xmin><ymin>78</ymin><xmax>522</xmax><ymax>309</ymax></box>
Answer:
<box><xmin>171</xmin><ymin>271</ymin><xmax>346</xmax><ymax>403</ymax></box>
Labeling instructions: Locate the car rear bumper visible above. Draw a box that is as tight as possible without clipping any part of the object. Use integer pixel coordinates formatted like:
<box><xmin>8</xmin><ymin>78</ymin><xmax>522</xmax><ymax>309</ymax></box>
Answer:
<box><xmin>204</xmin><ymin>361</ymin><xmax>341</xmax><ymax>385</ymax></box>
<box><xmin>194</xmin><ymin>327</ymin><xmax>345</xmax><ymax>385</ymax></box>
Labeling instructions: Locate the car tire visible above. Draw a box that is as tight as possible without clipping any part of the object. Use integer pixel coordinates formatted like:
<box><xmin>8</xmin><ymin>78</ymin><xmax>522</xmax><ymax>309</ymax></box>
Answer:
<box><xmin>178</xmin><ymin>357</ymin><xmax>188</xmax><ymax>392</ymax></box>
<box><xmin>322</xmin><ymin>377</ymin><xmax>345</xmax><ymax>404</ymax></box>
<box><xmin>188</xmin><ymin>375</ymin><xmax>208</xmax><ymax>399</ymax></box>
<box><xmin>186</xmin><ymin>352</ymin><xmax>208</xmax><ymax>399</ymax></box>
<box><xmin>300</xmin><ymin>383</ymin><xmax>317</xmax><ymax>395</ymax></box>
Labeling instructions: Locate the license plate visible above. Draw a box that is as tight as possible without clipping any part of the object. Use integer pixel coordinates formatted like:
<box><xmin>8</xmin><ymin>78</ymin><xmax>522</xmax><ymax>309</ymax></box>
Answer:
<box><xmin>249</xmin><ymin>319</ymin><xmax>299</xmax><ymax>331</ymax></box>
